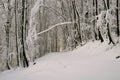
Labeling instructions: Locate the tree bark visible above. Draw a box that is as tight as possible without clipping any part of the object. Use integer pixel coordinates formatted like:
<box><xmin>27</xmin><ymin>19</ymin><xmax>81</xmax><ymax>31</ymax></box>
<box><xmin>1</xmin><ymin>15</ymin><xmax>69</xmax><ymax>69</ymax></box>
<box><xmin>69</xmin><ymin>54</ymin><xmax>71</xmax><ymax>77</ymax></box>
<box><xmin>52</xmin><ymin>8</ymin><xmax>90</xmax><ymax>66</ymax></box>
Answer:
<box><xmin>98</xmin><ymin>29</ymin><xmax>104</xmax><ymax>42</ymax></box>
<box><xmin>72</xmin><ymin>0</ymin><xmax>82</xmax><ymax>47</ymax></box>
<box><xmin>21</xmin><ymin>0</ymin><xmax>29</xmax><ymax>67</ymax></box>
<box><xmin>107</xmin><ymin>23</ymin><xmax>115</xmax><ymax>44</ymax></box>
<box><xmin>102</xmin><ymin>0</ymin><xmax>107</xmax><ymax>10</ymax></box>
<box><xmin>15</xmin><ymin>0</ymin><xmax>20</xmax><ymax>67</ymax></box>
<box><xmin>5</xmin><ymin>0</ymin><xmax>11</xmax><ymax>70</ymax></box>
<box><xmin>95</xmin><ymin>0</ymin><xmax>98</xmax><ymax>15</ymax></box>
<box><xmin>93</xmin><ymin>0</ymin><xmax>98</xmax><ymax>40</ymax></box>
<box><xmin>106</xmin><ymin>0</ymin><xmax>115</xmax><ymax>44</ymax></box>
<box><xmin>116</xmin><ymin>0</ymin><xmax>119</xmax><ymax>37</ymax></box>
<box><xmin>95</xmin><ymin>0</ymin><xmax>104</xmax><ymax>42</ymax></box>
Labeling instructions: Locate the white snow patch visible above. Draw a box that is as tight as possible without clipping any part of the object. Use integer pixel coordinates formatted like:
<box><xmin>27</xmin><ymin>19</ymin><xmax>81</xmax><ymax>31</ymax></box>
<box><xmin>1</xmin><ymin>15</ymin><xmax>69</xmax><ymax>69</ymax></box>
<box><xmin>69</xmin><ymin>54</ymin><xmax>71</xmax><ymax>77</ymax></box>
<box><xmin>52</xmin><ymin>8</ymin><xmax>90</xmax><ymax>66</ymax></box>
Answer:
<box><xmin>0</xmin><ymin>41</ymin><xmax>120</xmax><ymax>80</ymax></box>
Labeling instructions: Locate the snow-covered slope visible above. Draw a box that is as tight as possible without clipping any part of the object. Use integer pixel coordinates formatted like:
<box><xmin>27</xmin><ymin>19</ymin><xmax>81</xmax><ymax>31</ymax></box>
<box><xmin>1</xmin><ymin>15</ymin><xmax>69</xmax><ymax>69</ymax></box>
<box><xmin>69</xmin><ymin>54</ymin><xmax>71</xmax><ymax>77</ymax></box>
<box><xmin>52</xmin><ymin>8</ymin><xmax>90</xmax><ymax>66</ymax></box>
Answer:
<box><xmin>0</xmin><ymin>41</ymin><xmax>120</xmax><ymax>80</ymax></box>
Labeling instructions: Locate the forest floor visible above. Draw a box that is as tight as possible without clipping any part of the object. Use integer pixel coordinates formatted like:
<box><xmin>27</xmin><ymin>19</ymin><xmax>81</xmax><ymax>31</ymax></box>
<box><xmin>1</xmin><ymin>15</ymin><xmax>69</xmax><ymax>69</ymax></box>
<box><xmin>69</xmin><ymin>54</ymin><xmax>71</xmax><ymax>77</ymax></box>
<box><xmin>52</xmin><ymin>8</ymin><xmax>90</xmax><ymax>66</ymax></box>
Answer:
<box><xmin>0</xmin><ymin>41</ymin><xmax>120</xmax><ymax>80</ymax></box>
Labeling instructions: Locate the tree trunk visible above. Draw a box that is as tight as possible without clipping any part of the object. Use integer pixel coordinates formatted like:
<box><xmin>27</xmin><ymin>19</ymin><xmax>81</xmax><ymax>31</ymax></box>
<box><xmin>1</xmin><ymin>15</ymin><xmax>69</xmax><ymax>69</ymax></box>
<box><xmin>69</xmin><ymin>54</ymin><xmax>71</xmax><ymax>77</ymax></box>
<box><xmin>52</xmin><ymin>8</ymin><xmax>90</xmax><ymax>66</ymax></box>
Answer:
<box><xmin>95</xmin><ymin>0</ymin><xmax>104</xmax><ymax>42</ymax></box>
<box><xmin>102</xmin><ymin>0</ymin><xmax>107</xmax><ymax>10</ymax></box>
<box><xmin>15</xmin><ymin>0</ymin><xmax>20</xmax><ymax>67</ymax></box>
<box><xmin>107</xmin><ymin>0</ymin><xmax>109</xmax><ymax>9</ymax></box>
<box><xmin>5</xmin><ymin>0</ymin><xmax>11</xmax><ymax>70</ymax></box>
<box><xmin>21</xmin><ymin>0</ymin><xmax>29</xmax><ymax>67</ymax></box>
<box><xmin>95</xmin><ymin>0</ymin><xmax>99</xmax><ymax>40</ymax></box>
<box><xmin>72</xmin><ymin>0</ymin><xmax>82</xmax><ymax>48</ymax></box>
<box><xmin>95</xmin><ymin>0</ymin><xmax>98</xmax><ymax>15</ymax></box>
<box><xmin>98</xmin><ymin>29</ymin><xmax>104</xmax><ymax>42</ymax></box>
<box><xmin>116</xmin><ymin>0</ymin><xmax>119</xmax><ymax>37</ymax></box>
<box><xmin>106</xmin><ymin>0</ymin><xmax>115</xmax><ymax>44</ymax></box>
<box><xmin>107</xmin><ymin>23</ymin><xmax>115</xmax><ymax>44</ymax></box>
<box><xmin>93</xmin><ymin>0</ymin><xmax>98</xmax><ymax>40</ymax></box>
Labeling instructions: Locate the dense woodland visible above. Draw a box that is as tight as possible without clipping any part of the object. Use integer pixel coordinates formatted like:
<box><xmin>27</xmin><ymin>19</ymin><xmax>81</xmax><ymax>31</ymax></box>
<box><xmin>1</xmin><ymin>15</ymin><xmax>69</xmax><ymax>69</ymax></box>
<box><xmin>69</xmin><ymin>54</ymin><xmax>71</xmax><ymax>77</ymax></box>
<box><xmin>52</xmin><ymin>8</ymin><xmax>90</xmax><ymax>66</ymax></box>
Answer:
<box><xmin>0</xmin><ymin>0</ymin><xmax>119</xmax><ymax>71</ymax></box>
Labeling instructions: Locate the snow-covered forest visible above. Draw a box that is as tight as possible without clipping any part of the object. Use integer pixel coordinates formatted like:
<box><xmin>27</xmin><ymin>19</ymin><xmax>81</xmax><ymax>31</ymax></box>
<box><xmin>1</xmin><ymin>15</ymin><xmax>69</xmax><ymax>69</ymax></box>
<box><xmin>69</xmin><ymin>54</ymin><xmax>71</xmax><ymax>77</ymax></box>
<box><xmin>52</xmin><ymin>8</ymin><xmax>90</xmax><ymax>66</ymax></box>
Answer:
<box><xmin>0</xmin><ymin>0</ymin><xmax>120</xmax><ymax>79</ymax></box>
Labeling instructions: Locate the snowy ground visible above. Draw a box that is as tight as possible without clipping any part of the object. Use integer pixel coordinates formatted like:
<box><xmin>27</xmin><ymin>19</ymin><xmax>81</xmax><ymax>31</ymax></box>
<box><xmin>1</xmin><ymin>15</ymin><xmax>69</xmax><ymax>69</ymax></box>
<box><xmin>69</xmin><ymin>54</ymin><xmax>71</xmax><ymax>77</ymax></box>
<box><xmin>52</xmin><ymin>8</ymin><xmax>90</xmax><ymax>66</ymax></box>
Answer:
<box><xmin>0</xmin><ymin>41</ymin><xmax>120</xmax><ymax>80</ymax></box>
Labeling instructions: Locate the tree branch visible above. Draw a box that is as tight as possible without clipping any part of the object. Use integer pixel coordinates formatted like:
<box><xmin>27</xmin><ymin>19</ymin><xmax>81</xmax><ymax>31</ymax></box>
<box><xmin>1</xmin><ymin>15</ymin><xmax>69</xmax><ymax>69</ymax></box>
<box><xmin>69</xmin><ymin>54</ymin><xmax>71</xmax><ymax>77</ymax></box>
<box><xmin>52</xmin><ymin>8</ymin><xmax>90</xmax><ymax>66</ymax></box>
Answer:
<box><xmin>32</xmin><ymin>21</ymin><xmax>76</xmax><ymax>37</ymax></box>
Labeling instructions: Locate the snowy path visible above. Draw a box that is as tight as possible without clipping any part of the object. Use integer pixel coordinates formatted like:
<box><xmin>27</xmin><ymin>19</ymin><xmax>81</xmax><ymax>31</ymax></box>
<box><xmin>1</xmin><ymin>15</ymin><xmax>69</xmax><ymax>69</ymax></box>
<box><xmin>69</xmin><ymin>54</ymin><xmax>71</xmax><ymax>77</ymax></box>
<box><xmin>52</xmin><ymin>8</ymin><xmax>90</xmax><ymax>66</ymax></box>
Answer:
<box><xmin>0</xmin><ymin>41</ymin><xmax>120</xmax><ymax>80</ymax></box>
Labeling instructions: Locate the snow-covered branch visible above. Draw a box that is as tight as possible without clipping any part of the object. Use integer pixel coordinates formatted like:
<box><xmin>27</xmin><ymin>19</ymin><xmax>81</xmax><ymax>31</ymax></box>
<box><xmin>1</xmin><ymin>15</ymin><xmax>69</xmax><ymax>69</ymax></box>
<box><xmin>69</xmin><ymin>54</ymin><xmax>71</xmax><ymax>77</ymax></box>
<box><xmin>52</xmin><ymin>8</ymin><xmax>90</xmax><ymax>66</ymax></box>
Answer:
<box><xmin>32</xmin><ymin>21</ymin><xmax>76</xmax><ymax>37</ymax></box>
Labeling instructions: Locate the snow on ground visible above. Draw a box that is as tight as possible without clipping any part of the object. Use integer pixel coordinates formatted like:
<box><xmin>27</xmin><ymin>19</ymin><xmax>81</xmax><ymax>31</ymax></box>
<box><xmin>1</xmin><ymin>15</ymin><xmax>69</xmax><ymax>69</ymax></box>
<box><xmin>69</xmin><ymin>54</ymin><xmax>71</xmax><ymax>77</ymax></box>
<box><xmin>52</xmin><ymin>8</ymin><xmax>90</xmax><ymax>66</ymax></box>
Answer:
<box><xmin>0</xmin><ymin>41</ymin><xmax>120</xmax><ymax>80</ymax></box>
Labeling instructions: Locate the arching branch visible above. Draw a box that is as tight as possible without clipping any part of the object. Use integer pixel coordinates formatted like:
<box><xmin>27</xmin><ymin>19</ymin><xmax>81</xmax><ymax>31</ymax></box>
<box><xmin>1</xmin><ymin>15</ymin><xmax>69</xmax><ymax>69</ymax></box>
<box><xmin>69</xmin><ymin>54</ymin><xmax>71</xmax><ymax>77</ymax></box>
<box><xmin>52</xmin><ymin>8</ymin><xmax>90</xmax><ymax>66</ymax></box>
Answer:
<box><xmin>32</xmin><ymin>21</ymin><xmax>76</xmax><ymax>37</ymax></box>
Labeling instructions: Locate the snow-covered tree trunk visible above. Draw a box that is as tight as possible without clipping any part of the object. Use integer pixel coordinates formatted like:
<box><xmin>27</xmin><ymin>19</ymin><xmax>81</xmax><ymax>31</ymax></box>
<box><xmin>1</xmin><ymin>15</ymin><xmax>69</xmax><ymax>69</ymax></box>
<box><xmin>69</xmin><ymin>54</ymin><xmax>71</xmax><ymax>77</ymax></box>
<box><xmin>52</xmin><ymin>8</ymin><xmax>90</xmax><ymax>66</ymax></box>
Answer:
<box><xmin>15</xmin><ymin>0</ymin><xmax>20</xmax><ymax>67</ymax></box>
<box><xmin>72</xmin><ymin>0</ymin><xmax>82</xmax><ymax>48</ymax></box>
<box><xmin>5</xmin><ymin>0</ymin><xmax>12</xmax><ymax>70</ymax></box>
<box><xmin>27</xmin><ymin>0</ymin><xmax>43</xmax><ymax>63</ymax></box>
